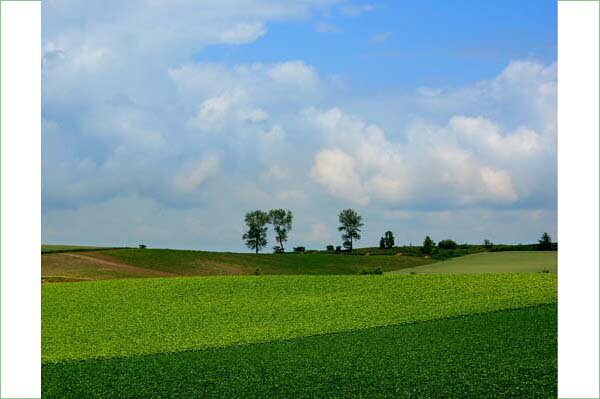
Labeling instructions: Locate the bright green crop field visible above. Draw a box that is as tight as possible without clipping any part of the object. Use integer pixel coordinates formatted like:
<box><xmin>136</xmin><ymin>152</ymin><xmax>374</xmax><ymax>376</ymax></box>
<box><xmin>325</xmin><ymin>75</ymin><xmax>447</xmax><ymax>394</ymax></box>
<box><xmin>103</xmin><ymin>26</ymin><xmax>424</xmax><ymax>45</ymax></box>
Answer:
<box><xmin>42</xmin><ymin>273</ymin><xmax>556</xmax><ymax>363</ymax></box>
<box><xmin>43</xmin><ymin>304</ymin><xmax>557</xmax><ymax>399</ymax></box>
<box><xmin>390</xmin><ymin>251</ymin><xmax>557</xmax><ymax>274</ymax></box>
<box><xmin>42</xmin><ymin>273</ymin><xmax>557</xmax><ymax>397</ymax></box>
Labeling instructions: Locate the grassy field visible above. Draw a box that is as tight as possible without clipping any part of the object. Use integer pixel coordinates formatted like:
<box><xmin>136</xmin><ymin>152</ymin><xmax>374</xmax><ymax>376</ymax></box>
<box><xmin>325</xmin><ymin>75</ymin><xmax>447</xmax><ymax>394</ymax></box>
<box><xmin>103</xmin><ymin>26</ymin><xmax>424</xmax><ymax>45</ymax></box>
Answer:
<box><xmin>41</xmin><ymin>248</ymin><xmax>438</xmax><ymax>281</ymax></box>
<box><xmin>390</xmin><ymin>251</ymin><xmax>557</xmax><ymax>274</ymax></box>
<box><xmin>42</xmin><ymin>273</ymin><xmax>557</xmax><ymax>397</ymax></box>
<box><xmin>42</xmin><ymin>245</ymin><xmax>105</xmax><ymax>251</ymax></box>
<box><xmin>42</xmin><ymin>273</ymin><xmax>556</xmax><ymax>363</ymax></box>
<box><xmin>43</xmin><ymin>304</ymin><xmax>557</xmax><ymax>399</ymax></box>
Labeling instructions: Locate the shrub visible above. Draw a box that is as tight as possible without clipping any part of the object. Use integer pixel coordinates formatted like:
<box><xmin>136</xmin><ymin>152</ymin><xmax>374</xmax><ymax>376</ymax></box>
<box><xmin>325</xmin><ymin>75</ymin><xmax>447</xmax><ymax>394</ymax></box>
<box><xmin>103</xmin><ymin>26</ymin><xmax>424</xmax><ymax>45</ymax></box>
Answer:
<box><xmin>293</xmin><ymin>246</ymin><xmax>306</xmax><ymax>253</ymax></box>
<box><xmin>540</xmin><ymin>268</ymin><xmax>550</xmax><ymax>274</ymax></box>
<box><xmin>359</xmin><ymin>267</ymin><xmax>384</xmax><ymax>275</ymax></box>
<box><xmin>326</xmin><ymin>245</ymin><xmax>334</xmax><ymax>251</ymax></box>
<box><xmin>438</xmin><ymin>239</ymin><xmax>457</xmax><ymax>250</ymax></box>
<box><xmin>335</xmin><ymin>246</ymin><xmax>342</xmax><ymax>253</ymax></box>
<box><xmin>139</xmin><ymin>244</ymin><xmax>147</xmax><ymax>249</ymax></box>
<box><xmin>253</xmin><ymin>268</ymin><xmax>263</xmax><ymax>275</ymax></box>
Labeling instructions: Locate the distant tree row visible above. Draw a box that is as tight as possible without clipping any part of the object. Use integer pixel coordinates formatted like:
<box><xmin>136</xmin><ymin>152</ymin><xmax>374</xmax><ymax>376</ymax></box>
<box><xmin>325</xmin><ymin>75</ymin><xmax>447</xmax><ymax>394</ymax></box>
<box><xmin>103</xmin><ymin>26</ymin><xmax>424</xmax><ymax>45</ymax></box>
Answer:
<box><xmin>242</xmin><ymin>209</ymin><xmax>293</xmax><ymax>253</ymax></box>
<box><xmin>243</xmin><ymin>207</ymin><xmax>554</xmax><ymax>256</ymax></box>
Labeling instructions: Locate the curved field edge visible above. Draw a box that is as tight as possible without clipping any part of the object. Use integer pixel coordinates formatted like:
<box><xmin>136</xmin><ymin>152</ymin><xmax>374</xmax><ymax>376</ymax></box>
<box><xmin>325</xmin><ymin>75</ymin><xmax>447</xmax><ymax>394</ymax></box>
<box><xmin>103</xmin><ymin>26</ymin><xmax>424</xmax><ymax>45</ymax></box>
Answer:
<box><xmin>42</xmin><ymin>273</ymin><xmax>557</xmax><ymax>363</ymax></box>
<box><xmin>390</xmin><ymin>251</ymin><xmax>557</xmax><ymax>274</ymax></box>
<box><xmin>43</xmin><ymin>304</ymin><xmax>557</xmax><ymax>399</ymax></box>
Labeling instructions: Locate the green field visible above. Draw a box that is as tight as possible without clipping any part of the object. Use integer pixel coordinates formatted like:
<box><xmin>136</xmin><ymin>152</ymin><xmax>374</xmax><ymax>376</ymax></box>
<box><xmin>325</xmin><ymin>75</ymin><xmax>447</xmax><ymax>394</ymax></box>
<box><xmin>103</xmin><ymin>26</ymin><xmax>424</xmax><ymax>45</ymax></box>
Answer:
<box><xmin>42</xmin><ymin>245</ymin><xmax>107</xmax><ymax>251</ymax></box>
<box><xmin>43</xmin><ymin>304</ymin><xmax>557</xmax><ymax>399</ymax></box>
<box><xmin>390</xmin><ymin>251</ymin><xmax>557</xmax><ymax>274</ymax></box>
<box><xmin>42</xmin><ymin>248</ymin><xmax>558</xmax><ymax>397</ymax></box>
<box><xmin>42</xmin><ymin>248</ymin><xmax>438</xmax><ymax>281</ymax></box>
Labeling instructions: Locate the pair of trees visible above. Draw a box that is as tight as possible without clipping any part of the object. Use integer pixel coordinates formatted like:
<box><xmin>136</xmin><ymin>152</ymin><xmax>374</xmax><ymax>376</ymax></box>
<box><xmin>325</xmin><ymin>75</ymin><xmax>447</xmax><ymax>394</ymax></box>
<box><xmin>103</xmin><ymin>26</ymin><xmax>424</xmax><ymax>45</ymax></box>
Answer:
<box><xmin>379</xmin><ymin>231</ymin><xmax>395</xmax><ymax>249</ymax></box>
<box><xmin>243</xmin><ymin>209</ymin><xmax>293</xmax><ymax>254</ymax></box>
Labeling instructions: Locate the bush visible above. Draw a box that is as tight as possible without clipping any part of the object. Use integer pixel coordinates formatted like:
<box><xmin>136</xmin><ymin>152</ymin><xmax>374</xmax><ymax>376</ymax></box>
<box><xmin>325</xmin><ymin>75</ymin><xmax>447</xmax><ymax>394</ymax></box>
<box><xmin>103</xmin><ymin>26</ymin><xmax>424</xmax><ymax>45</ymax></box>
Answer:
<box><xmin>253</xmin><ymin>268</ymin><xmax>263</xmax><ymax>275</ymax></box>
<box><xmin>293</xmin><ymin>246</ymin><xmax>306</xmax><ymax>253</ymax></box>
<box><xmin>335</xmin><ymin>246</ymin><xmax>342</xmax><ymax>253</ymax></box>
<box><xmin>326</xmin><ymin>245</ymin><xmax>334</xmax><ymax>251</ymax></box>
<box><xmin>358</xmin><ymin>267</ymin><xmax>384</xmax><ymax>275</ymax></box>
<box><xmin>437</xmin><ymin>239</ymin><xmax>457</xmax><ymax>250</ymax></box>
<box><xmin>139</xmin><ymin>244</ymin><xmax>147</xmax><ymax>249</ymax></box>
<box><xmin>272</xmin><ymin>246</ymin><xmax>284</xmax><ymax>254</ymax></box>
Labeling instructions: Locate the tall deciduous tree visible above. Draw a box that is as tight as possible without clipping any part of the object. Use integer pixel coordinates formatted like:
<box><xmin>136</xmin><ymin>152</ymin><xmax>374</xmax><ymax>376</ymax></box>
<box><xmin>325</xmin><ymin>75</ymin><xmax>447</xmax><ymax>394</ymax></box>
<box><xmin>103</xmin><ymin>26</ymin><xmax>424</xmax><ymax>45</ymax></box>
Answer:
<box><xmin>268</xmin><ymin>209</ymin><xmax>293</xmax><ymax>252</ymax></box>
<box><xmin>242</xmin><ymin>210</ymin><xmax>269</xmax><ymax>254</ymax></box>
<box><xmin>422</xmin><ymin>235</ymin><xmax>435</xmax><ymax>255</ymax></box>
<box><xmin>338</xmin><ymin>209</ymin><xmax>364</xmax><ymax>251</ymax></box>
<box><xmin>538</xmin><ymin>232</ymin><xmax>553</xmax><ymax>251</ymax></box>
<box><xmin>384</xmin><ymin>231</ymin><xmax>395</xmax><ymax>249</ymax></box>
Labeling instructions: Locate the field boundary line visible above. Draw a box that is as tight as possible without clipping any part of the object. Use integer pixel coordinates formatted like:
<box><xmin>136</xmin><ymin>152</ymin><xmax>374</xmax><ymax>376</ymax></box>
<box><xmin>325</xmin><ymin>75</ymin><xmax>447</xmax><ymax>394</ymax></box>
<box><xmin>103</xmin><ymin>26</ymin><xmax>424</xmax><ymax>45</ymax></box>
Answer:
<box><xmin>42</xmin><ymin>302</ymin><xmax>558</xmax><ymax>366</ymax></box>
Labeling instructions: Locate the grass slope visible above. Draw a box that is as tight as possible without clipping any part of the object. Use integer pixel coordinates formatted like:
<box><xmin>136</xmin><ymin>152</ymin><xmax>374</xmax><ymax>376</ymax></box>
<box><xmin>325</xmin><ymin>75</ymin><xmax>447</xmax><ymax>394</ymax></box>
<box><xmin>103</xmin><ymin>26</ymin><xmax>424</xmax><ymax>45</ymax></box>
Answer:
<box><xmin>43</xmin><ymin>304</ymin><xmax>557</xmax><ymax>399</ymax></box>
<box><xmin>42</xmin><ymin>248</ymin><xmax>437</xmax><ymax>281</ymax></box>
<box><xmin>390</xmin><ymin>251</ymin><xmax>557</xmax><ymax>274</ymax></box>
<box><xmin>42</xmin><ymin>253</ymin><xmax>151</xmax><ymax>282</ymax></box>
<box><xmin>42</xmin><ymin>273</ymin><xmax>557</xmax><ymax>363</ymax></box>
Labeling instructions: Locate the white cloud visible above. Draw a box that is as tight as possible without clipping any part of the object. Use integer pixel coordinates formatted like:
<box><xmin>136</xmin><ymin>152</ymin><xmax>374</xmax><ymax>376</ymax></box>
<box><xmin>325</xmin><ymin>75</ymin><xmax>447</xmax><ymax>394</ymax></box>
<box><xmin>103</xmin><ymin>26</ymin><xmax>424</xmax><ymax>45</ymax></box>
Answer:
<box><xmin>174</xmin><ymin>156</ymin><xmax>220</xmax><ymax>192</ymax></box>
<box><xmin>479</xmin><ymin>167</ymin><xmax>518</xmax><ymax>203</ymax></box>
<box><xmin>215</xmin><ymin>22</ymin><xmax>267</xmax><ymax>44</ymax></box>
<box><xmin>310</xmin><ymin>148</ymin><xmax>369</xmax><ymax>205</ymax></box>
<box><xmin>267</xmin><ymin>61</ymin><xmax>319</xmax><ymax>91</ymax></box>
<box><xmin>262</xmin><ymin>164</ymin><xmax>288</xmax><ymax>180</ymax></box>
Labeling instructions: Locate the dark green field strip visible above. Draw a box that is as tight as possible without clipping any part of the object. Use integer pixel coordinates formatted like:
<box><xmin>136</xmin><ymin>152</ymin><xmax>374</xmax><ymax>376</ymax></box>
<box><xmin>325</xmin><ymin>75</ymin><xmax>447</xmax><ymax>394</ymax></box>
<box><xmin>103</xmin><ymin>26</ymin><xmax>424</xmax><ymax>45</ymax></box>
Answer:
<box><xmin>42</xmin><ymin>273</ymin><xmax>557</xmax><ymax>362</ymax></box>
<box><xmin>43</xmin><ymin>304</ymin><xmax>557</xmax><ymax>399</ymax></box>
<box><xmin>98</xmin><ymin>248</ymin><xmax>437</xmax><ymax>275</ymax></box>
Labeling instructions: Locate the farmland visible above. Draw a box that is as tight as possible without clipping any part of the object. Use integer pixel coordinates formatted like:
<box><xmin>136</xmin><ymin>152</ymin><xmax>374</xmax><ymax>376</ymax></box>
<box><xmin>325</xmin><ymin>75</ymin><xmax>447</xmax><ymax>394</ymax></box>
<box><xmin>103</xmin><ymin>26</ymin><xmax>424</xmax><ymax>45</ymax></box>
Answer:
<box><xmin>41</xmin><ymin>247</ymin><xmax>438</xmax><ymax>282</ymax></box>
<box><xmin>42</xmin><ymin>272</ymin><xmax>557</xmax><ymax>397</ymax></box>
<box><xmin>43</xmin><ymin>304</ymin><xmax>557</xmax><ymax>399</ymax></box>
<box><xmin>390</xmin><ymin>251</ymin><xmax>557</xmax><ymax>274</ymax></box>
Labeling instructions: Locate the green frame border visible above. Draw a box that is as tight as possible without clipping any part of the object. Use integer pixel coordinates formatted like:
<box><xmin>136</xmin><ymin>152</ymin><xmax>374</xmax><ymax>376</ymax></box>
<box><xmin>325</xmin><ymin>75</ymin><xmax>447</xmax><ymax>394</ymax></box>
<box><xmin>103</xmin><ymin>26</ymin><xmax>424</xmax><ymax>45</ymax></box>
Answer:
<box><xmin>0</xmin><ymin>0</ymin><xmax>597</xmax><ymax>398</ymax></box>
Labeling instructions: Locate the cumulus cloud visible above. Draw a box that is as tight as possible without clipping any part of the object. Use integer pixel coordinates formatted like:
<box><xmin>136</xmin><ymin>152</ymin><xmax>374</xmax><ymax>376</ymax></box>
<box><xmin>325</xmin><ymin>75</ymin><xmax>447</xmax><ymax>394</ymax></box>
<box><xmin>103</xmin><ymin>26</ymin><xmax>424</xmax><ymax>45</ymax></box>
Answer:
<box><xmin>42</xmin><ymin>0</ymin><xmax>556</xmax><ymax>250</ymax></box>
<box><xmin>215</xmin><ymin>22</ymin><xmax>267</xmax><ymax>44</ymax></box>
<box><xmin>307</xmin><ymin>60</ymin><xmax>555</xmax><ymax>209</ymax></box>
<box><xmin>311</xmin><ymin>148</ymin><xmax>369</xmax><ymax>205</ymax></box>
<box><xmin>174</xmin><ymin>156</ymin><xmax>220</xmax><ymax>192</ymax></box>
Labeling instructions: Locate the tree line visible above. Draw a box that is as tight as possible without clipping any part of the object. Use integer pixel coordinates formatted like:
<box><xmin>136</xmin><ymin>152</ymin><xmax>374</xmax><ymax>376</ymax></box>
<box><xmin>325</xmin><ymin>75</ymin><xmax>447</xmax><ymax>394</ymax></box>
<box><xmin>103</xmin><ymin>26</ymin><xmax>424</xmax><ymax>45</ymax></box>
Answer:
<box><xmin>243</xmin><ymin>208</ymin><xmax>555</xmax><ymax>254</ymax></box>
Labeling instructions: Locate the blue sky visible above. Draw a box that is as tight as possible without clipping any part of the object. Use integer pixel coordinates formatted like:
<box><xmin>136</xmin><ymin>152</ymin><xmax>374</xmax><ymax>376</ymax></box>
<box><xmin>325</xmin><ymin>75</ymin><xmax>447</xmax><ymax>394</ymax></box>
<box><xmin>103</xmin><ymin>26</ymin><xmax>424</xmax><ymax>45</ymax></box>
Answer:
<box><xmin>42</xmin><ymin>0</ymin><xmax>557</xmax><ymax>251</ymax></box>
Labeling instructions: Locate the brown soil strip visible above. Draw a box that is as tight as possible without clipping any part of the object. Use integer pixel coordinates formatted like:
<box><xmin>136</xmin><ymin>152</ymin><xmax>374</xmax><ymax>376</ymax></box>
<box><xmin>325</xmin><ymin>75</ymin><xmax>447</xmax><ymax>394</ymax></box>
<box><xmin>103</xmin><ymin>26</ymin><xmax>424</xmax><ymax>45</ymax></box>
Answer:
<box><xmin>62</xmin><ymin>253</ymin><xmax>180</xmax><ymax>277</ymax></box>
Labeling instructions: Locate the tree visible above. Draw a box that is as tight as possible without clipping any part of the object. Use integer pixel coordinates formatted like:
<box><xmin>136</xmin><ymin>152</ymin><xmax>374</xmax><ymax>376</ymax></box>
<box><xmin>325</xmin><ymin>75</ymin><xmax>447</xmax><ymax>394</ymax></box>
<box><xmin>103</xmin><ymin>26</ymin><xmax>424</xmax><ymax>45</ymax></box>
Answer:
<box><xmin>384</xmin><ymin>231</ymin><xmax>395</xmax><ymax>249</ymax></box>
<box><xmin>538</xmin><ymin>232</ymin><xmax>553</xmax><ymax>251</ymax></box>
<box><xmin>422</xmin><ymin>235</ymin><xmax>435</xmax><ymax>255</ymax></box>
<box><xmin>379</xmin><ymin>237</ymin><xmax>385</xmax><ymax>249</ymax></box>
<box><xmin>242</xmin><ymin>210</ymin><xmax>269</xmax><ymax>254</ymax></box>
<box><xmin>268</xmin><ymin>209</ymin><xmax>293</xmax><ymax>252</ymax></box>
<box><xmin>338</xmin><ymin>209</ymin><xmax>364</xmax><ymax>251</ymax></box>
<box><xmin>483</xmin><ymin>239</ymin><xmax>493</xmax><ymax>249</ymax></box>
<box><xmin>438</xmin><ymin>239</ymin><xmax>457</xmax><ymax>249</ymax></box>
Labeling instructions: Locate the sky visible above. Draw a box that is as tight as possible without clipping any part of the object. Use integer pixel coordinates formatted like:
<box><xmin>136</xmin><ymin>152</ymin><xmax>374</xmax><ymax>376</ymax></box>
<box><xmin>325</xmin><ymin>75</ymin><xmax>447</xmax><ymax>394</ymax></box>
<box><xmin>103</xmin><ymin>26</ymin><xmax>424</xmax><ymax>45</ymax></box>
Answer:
<box><xmin>42</xmin><ymin>0</ymin><xmax>557</xmax><ymax>251</ymax></box>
